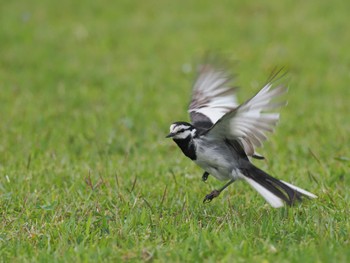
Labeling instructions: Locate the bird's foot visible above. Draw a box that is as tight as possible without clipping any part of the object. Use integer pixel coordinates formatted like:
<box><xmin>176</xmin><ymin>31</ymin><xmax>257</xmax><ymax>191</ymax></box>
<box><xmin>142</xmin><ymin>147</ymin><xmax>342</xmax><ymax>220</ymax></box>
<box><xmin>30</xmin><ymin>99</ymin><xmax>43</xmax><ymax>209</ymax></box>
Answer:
<box><xmin>203</xmin><ymin>190</ymin><xmax>220</xmax><ymax>203</ymax></box>
<box><xmin>202</xmin><ymin>172</ymin><xmax>209</xmax><ymax>182</ymax></box>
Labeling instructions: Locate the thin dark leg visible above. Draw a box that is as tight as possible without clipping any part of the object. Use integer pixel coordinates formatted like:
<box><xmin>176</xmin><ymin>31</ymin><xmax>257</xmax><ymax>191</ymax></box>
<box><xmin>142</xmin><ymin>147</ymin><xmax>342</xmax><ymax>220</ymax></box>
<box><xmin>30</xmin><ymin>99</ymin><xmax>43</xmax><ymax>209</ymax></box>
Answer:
<box><xmin>203</xmin><ymin>179</ymin><xmax>235</xmax><ymax>203</ymax></box>
<box><xmin>202</xmin><ymin>171</ymin><xmax>209</xmax><ymax>182</ymax></box>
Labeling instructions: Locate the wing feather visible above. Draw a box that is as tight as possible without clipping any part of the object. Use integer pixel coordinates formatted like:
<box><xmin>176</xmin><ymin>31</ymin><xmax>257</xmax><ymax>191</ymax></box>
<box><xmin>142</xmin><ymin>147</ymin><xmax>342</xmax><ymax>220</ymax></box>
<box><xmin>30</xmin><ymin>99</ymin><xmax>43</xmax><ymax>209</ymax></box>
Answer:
<box><xmin>205</xmin><ymin>83</ymin><xmax>287</xmax><ymax>156</ymax></box>
<box><xmin>189</xmin><ymin>63</ymin><xmax>238</xmax><ymax>129</ymax></box>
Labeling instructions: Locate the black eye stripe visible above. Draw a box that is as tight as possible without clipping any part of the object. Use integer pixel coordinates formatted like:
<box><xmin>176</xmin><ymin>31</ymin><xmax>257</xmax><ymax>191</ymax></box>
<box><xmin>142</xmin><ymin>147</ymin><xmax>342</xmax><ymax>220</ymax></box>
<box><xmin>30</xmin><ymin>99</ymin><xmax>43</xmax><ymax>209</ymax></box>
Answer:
<box><xmin>174</xmin><ymin>126</ymin><xmax>191</xmax><ymax>133</ymax></box>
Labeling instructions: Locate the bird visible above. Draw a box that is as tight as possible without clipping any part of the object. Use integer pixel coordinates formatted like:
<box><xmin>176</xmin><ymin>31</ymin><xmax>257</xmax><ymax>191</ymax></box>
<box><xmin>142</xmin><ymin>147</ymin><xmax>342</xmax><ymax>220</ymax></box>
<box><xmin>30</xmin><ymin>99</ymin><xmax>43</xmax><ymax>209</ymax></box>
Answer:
<box><xmin>166</xmin><ymin>60</ymin><xmax>317</xmax><ymax>208</ymax></box>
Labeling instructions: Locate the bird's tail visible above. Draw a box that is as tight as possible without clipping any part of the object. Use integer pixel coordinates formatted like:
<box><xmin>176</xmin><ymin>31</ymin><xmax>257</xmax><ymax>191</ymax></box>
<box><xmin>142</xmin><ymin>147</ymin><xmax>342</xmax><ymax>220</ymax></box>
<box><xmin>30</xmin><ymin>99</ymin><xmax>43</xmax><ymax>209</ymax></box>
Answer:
<box><xmin>241</xmin><ymin>164</ymin><xmax>317</xmax><ymax>208</ymax></box>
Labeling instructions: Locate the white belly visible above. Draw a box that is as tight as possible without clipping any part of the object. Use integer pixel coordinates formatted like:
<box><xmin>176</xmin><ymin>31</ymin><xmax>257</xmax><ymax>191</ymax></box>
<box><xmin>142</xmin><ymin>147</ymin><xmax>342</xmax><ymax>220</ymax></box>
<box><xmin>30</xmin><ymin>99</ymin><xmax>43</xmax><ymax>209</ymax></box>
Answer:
<box><xmin>194</xmin><ymin>142</ymin><xmax>240</xmax><ymax>181</ymax></box>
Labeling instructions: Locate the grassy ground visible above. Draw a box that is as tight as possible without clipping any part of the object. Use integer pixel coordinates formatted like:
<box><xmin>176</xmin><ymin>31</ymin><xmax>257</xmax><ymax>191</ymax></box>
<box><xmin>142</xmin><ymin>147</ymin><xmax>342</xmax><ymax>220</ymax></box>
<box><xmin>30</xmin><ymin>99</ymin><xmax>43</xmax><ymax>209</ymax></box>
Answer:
<box><xmin>1</xmin><ymin>0</ymin><xmax>349</xmax><ymax>262</ymax></box>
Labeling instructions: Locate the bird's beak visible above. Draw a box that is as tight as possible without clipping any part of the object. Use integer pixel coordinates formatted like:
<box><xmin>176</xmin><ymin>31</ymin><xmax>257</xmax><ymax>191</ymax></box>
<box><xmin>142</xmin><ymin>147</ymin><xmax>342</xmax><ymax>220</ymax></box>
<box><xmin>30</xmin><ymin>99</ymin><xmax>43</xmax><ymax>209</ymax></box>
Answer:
<box><xmin>166</xmin><ymin>132</ymin><xmax>175</xmax><ymax>138</ymax></box>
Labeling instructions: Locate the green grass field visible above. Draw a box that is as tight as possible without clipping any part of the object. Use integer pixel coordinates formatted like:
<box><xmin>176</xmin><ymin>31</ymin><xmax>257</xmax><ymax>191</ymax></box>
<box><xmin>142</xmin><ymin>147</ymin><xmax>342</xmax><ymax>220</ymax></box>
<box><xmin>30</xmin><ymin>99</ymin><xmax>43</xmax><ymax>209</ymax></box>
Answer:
<box><xmin>1</xmin><ymin>0</ymin><xmax>349</xmax><ymax>262</ymax></box>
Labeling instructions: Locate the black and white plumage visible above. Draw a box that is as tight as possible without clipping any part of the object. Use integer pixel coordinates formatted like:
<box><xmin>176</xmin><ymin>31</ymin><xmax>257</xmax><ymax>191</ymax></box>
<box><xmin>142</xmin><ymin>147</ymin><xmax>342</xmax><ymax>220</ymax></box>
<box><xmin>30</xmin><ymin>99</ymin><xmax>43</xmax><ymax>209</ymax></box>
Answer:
<box><xmin>166</xmin><ymin>62</ymin><xmax>317</xmax><ymax>208</ymax></box>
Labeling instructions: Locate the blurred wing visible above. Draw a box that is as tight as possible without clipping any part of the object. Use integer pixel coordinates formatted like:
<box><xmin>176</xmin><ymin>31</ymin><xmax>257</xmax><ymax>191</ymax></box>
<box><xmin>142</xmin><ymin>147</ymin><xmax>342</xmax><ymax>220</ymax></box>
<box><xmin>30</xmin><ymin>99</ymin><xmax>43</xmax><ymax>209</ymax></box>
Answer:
<box><xmin>189</xmin><ymin>64</ymin><xmax>238</xmax><ymax>130</ymax></box>
<box><xmin>205</xmin><ymin>83</ymin><xmax>287</xmax><ymax>156</ymax></box>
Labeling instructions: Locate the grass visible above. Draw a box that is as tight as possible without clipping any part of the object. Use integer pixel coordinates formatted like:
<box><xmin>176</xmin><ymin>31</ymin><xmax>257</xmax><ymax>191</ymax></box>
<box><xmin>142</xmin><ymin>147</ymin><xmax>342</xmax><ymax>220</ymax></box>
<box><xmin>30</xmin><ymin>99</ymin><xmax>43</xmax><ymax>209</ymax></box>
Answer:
<box><xmin>1</xmin><ymin>0</ymin><xmax>349</xmax><ymax>262</ymax></box>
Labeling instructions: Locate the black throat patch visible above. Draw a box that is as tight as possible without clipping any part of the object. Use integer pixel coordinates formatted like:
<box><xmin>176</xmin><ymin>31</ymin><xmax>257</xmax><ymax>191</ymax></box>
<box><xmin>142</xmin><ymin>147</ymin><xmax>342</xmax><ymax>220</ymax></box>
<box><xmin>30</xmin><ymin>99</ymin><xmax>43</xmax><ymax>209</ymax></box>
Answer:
<box><xmin>173</xmin><ymin>136</ymin><xmax>196</xmax><ymax>160</ymax></box>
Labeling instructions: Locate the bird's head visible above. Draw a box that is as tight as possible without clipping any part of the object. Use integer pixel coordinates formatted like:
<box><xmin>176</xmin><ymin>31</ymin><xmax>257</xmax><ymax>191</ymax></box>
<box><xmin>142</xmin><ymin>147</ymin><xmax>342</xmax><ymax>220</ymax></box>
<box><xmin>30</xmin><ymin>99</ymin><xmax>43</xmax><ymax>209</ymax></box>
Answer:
<box><xmin>166</xmin><ymin>122</ymin><xmax>196</xmax><ymax>140</ymax></box>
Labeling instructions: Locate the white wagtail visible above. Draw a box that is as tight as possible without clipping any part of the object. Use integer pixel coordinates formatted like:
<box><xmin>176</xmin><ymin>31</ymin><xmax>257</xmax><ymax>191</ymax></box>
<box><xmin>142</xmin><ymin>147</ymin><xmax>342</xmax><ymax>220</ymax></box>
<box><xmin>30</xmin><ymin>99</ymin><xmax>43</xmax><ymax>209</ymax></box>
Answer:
<box><xmin>166</xmin><ymin>61</ymin><xmax>317</xmax><ymax>207</ymax></box>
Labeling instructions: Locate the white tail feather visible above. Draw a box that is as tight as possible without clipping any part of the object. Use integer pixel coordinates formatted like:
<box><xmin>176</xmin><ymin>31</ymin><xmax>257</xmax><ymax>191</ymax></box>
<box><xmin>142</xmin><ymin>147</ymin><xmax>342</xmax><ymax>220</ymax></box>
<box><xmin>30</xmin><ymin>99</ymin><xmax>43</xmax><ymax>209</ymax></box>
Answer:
<box><xmin>280</xmin><ymin>180</ymin><xmax>317</xmax><ymax>199</ymax></box>
<box><xmin>243</xmin><ymin>177</ymin><xmax>285</xmax><ymax>208</ymax></box>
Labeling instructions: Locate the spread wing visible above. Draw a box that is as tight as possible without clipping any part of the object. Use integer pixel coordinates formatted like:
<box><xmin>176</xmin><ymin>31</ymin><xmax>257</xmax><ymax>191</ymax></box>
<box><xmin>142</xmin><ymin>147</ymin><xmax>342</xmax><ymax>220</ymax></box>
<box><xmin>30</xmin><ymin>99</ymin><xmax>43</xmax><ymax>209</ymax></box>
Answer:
<box><xmin>204</xmin><ymin>83</ymin><xmax>287</xmax><ymax>157</ymax></box>
<box><xmin>188</xmin><ymin>64</ymin><xmax>238</xmax><ymax>131</ymax></box>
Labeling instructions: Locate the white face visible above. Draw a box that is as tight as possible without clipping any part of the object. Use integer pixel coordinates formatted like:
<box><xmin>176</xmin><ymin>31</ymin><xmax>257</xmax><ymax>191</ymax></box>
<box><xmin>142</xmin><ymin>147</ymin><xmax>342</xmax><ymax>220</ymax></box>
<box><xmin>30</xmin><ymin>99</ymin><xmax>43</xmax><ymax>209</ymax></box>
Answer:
<box><xmin>169</xmin><ymin>123</ymin><xmax>196</xmax><ymax>139</ymax></box>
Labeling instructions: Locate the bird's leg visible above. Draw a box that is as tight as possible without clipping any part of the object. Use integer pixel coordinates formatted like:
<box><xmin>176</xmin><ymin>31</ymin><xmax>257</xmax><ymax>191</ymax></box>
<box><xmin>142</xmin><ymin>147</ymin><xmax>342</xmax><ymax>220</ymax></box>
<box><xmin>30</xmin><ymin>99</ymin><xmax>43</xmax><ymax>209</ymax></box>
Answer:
<box><xmin>202</xmin><ymin>171</ymin><xmax>209</xmax><ymax>182</ymax></box>
<box><xmin>203</xmin><ymin>179</ymin><xmax>235</xmax><ymax>203</ymax></box>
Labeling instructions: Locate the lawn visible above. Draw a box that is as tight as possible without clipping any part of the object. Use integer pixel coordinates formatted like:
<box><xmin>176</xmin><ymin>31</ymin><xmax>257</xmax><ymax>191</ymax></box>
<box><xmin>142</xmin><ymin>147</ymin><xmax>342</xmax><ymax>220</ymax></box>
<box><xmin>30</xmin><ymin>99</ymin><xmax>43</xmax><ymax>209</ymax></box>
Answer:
<box><xmin>0</xmin><ymin>0</ymin><xmax>349</xmax><ymax>262</ymax></box>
